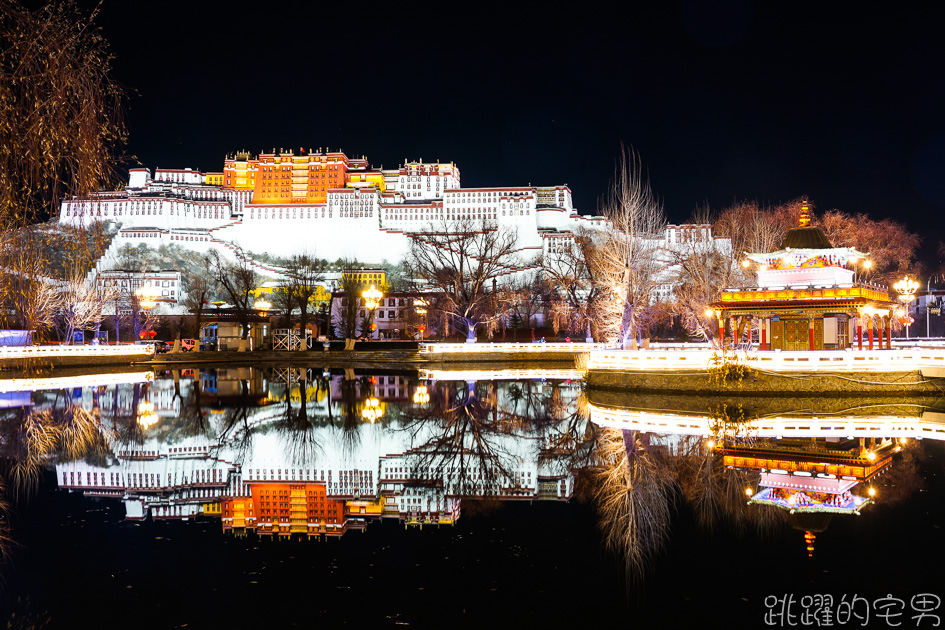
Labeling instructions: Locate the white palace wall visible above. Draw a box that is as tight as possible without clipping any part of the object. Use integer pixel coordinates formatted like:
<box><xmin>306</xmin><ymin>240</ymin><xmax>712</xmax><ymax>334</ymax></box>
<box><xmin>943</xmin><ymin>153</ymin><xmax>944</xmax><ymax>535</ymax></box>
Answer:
<box><xmin>59</xmin><ymin>167</ymin><xmax>601</xmax><ymax>267</ymax></box>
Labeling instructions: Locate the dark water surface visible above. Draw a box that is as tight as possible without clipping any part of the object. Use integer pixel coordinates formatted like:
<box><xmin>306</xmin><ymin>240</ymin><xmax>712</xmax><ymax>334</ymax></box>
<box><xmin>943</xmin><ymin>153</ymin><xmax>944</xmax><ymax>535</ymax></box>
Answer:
<box><xmin>1</xmin><ymin>366</ymin><xmax>943</xmax><ymax>629</ymax></box>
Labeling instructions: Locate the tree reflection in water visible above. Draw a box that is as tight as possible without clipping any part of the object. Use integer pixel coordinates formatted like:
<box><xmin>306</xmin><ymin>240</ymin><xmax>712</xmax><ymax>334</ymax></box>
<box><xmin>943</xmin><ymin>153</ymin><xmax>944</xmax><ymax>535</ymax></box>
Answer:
<box><xmin>592</xmin><ymin>427</ymin><xmax>674</xmax><ymax>579</ymax></box>
<box><xmin>0</xmin><ymin>388</ymin><xmax>119</xmax><ymax>563</ymax></box>
<box><xmin>674</xmin><ymin>435</ymin><xmax>787</xmax><ymax>537</ymax></box>
<box><xmin>0</xmin><ymin>370</ymin><xmax>936</xmax><ymax>589</ymax></box>
<box><xmin>400</xmin><ymin>380</ymin><xmax>520</xmax><ymax>502</ymax></box>
<box><xmin>274</xmin><ymin>368</ymin><xmax>326</xmax><ymax>467</ymax></box>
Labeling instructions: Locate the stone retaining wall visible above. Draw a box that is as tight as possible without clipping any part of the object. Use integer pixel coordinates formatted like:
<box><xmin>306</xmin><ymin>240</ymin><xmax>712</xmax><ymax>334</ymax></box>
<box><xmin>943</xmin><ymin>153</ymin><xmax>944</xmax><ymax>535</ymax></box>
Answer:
<box><xmin>148</xmin><ymin>349</ymin><xmax>579</xmax><ymax>366</ymax></box>
<box><xmin>586</xmin><ymin>368</ymin><xmax>945</xmax><ymax>395</ymax></box>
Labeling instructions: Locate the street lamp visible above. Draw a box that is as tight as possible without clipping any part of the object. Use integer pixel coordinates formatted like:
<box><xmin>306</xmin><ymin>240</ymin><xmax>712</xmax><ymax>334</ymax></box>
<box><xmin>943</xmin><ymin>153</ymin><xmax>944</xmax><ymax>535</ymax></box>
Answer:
<box><xmin>135</xmin><ymin>284</ymin><xmax>161</xmax><ymax>343</ymax></box>
<box><xmin>415</xmin><ymin>298</ymin><xmax>428</xmax><ymax>341</ymax></box>
<box><xmin>362</xmin><ymin>284</ymin><xmax>383</xmax><ymax>339</ymax></box>
<box><xmin>894</xmin><ymin>276</ymin><xmax>919</xmax><ymax>338</ymax></box>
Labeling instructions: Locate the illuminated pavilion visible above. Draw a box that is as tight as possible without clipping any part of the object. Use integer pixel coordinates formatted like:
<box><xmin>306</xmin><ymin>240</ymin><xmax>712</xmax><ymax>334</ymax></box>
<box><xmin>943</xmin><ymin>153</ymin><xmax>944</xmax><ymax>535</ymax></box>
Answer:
<box><xmin>723</xmin><ymin>434</ymin><xmax>897</xmax><ymax>556</ymax></box>
<box><xmin>712</xmin><ymin>204</ymin><xmax>898</xmax><ymax>350</ymax></box>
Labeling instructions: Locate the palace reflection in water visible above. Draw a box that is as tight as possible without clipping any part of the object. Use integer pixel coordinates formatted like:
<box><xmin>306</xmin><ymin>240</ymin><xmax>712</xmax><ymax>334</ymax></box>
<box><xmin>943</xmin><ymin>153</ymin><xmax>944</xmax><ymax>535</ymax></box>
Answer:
<box><xmin>1</xmin><ymin>365</ymin><xmax>942</xmax><ymax>593</ymax></box>
<box><xmin>44</xmin><ymin>368</ymin><xmax>585</xmax><ymax>536</ymax></box>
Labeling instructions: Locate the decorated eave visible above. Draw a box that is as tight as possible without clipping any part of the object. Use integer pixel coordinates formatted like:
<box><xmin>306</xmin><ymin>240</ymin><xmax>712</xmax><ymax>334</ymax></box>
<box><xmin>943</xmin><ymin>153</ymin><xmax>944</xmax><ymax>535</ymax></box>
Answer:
<box><xmin>745</xmin><ymin>246</ymin><xmax>867</xmax><ymax>270</ymax></box>
<box><xmin>750</xmin><ymin>487</ymin><xmax>870</xmax><ymax>514</ymax></box>
<box><xmin>716</xmin><ymin>285</ymin><xmax>895</xmax><ymax>313</ymax></box>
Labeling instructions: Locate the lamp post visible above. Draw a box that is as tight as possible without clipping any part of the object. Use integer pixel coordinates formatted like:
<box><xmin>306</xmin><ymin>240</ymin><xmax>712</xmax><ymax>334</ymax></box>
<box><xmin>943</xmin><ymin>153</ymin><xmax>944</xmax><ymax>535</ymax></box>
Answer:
<box><xmin>134</xmin><ymin>284</ymin><xmax>160</xmax><ymax>344</ymax></box>
<box><xmin>893</xmin><ymin>276</ymin><xmax>919</xmax><ymax>339</ymax></box>
<box><xmin>415</xmin><ymin>298</ymin><xmax>428</xmax><ymax>341</ymax></box>
<box><xmin>852</xmin><ymin>258</ymin><xmax>872</xmax><ymax>284</ymax></box>
<box><xmin>362</xmin><ymin>284</ymin><xmax>383</xmax><ymax>339</ymax></box>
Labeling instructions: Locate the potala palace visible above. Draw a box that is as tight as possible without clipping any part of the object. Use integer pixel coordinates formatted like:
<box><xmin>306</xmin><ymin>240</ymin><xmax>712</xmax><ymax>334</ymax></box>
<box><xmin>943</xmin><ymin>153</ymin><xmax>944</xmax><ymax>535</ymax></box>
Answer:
<box><xmin>58</xmin><ymin>148</ymin><xmax>727</xmax><ymax>273</ymax></box>
<box><xmin>59</xmin><ymin>148</ymin><xmax>613</xmax><ymax>264</ymax></box>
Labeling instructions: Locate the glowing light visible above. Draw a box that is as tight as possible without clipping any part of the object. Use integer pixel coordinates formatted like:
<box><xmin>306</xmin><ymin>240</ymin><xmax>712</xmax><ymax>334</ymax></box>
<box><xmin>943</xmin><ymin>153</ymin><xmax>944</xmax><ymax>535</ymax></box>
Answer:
<box><xmin>868</xmin><ymin>487</ymin><xmax>876</xmax><ymax>497</ymax></box>
<box><xmin>745</xmin><ymin>487</ymin><xmax>754</xmax><ymax>497</ymax></box>
<box><xmin>863</xmin><ymin>260</ymin><xmax>872</xmax><ymax>269</ymax></box>
<box><xmin>136</xmin><ymin>400</ymin><xmax>158</xmax><ymax>428</ymax></box>
<box><xmin>867</xmin><ymin>450</ymin><xmax>877</xmax><ymax>461</ymax></box>
<box><xmin>361</xmin><ymin>396</ymin><xmax>383</xmax><ymax>423</ymax></box>
<box><xmin>741</xmin><ymin>260</ymin><xmax>750</xmax><ymax>268</ymax></box>
<box><xmin>135</xmin><ymin>284</ymin><xmax>160</xmax><ymax>310</ymax></box>
<box><xmin>412</xmin><ymin>384</ymin><xmax>430</xmax><ymax>405</ymax></box>
<box><xmin>362</xmin><ymin>284</ymin><xmax>383</xmax><ymax>310</ymax></box>
<box><xmin>254</xmin><ymin>299</ymin><xmax>272</xmax><ymax>310</ymax></box>
<box><xmin>706</xmin><ymin>439</ymin><xmax>715</xmax><ymax>449</ymax></box>
<box><xmin>894</xmin><ymin>277</ymin><xmax>919</xmax><ymax>301</ymax></box>
<box><xmin>704</xmin><ymin>308</ymin><xmax>714</xmax><ymax>317</ymax></box>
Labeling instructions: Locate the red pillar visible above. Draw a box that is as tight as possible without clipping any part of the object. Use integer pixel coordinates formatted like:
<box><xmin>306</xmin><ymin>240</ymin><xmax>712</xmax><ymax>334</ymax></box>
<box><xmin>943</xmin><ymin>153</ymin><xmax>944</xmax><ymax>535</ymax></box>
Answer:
<box><xmin>857</xmin><ymin>318</ymin><xmax>863</xmax><ymax>350</ymax></box>
<box><xmin>761</xmin><ymin>317</ymin><xmax>767</xmax><ymax>351</ymax></box>
<box><xmin>868</xmin><ymin>316</ymin><xmax>874</xmax><ymax>350</ymax></box>
<box><xmin>718</xmin><ymin>318</ymin><xmax>724</xmax><ymax>346</ymax></box>
<box><xmin>886</xmin><ymin>317</ymin><xmax>892</xmax><ymax>349</ymax></box>
<box><xmin>809</xmin><ymin>319</ymin><xmax>815</xmax><ymax>351</ymax></box>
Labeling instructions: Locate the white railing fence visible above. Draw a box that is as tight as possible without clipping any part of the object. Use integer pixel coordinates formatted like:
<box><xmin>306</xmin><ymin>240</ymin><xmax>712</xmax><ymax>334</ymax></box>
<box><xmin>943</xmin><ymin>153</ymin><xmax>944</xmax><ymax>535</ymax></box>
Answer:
<box><xmin>419</xmin><ymin>342</ymin><xmax>611</xmax><ymax>353</ymax></box>
<box><xmin>0</xmin><ymin>344</ymin><xmax>155</xmax><ymax>360</ymax></box>
<box><xmin>588</xmin><ymin>348</ymin><xmax>945</xmax><ymax>373</ymax></box>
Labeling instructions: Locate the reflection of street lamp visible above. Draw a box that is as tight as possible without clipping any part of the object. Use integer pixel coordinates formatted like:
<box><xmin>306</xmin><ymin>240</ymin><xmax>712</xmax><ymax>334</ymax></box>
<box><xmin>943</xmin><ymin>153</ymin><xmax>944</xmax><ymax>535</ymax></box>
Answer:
<box><xmin>254</xmin><ymin>299</ymin><xmax>272</xmax><ymax>313</ymax></box>
<box><xmin>137</xmin><ymin>400</ymin><xmax>158</xmax><ymax>429</ymax></box>
<box><xmin>894</xmin><ymin>276</ymin><xmax>919</xmax><ymax>338</ymax></box>
<box><xmin>413</xmin><ymin>384</ymin><xmax>430</xmax><ymax>405</ymax></box>
<box><xmin>361</xmin><ymin>396</ymin><xmax>383</xmax><ymax>423</ymax></box>
<box><xmin>362</xmin><ymin>284</ymin><xmax>383</xmax><ymax>339</ymax></box>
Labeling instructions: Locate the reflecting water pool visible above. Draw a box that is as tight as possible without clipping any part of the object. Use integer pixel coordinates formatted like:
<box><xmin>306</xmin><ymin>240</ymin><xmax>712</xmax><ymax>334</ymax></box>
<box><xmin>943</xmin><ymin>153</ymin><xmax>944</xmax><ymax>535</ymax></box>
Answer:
<box><xmin>1</xmin><ymin>366</ymin><xmax>943</xmax><ymax>628</ymax></box>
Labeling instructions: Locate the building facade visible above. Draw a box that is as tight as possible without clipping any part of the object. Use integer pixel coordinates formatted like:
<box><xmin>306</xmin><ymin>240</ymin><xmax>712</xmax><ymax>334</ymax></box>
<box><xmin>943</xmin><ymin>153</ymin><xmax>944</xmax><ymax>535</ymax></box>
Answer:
<box><xmin>60</xmin><ymin>149</ymin><xmax>608</xmax><ymax>265</ymax></box>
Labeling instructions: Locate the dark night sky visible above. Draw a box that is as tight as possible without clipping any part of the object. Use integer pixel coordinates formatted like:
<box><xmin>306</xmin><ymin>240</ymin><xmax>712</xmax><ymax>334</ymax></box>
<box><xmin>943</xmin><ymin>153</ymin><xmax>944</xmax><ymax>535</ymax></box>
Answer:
<box><xmin>77</xmin><ymin>0</ymin><xmax>945</xmax><ymax>259</ymax></box>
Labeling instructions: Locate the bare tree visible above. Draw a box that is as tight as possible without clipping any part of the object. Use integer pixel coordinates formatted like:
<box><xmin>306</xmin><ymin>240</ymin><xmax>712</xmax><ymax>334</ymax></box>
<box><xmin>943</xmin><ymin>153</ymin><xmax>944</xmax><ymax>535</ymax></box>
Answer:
<box><xmin>207</xmin><ymin>246</ymin><xmax>261</xmax><ymax>350</ymax></box>
<box><xmin>0</xmin><ymin>0</ymin><xmax>126</xmax><ymax>229</ymax></box>
<box><xmin>181</xmin><ymin>257</ymin><xmax>217</xmax><ymax>349</ymax></box>
<box><xmin>668</xmin><ymin>208</ymin><xmax>738</xmax><ymax>344</ymax></box>
<box><xmin>333</xmin><ymin>260</ymin><xmax>366</xmax><ymax>347</ymax></box>
<box><xmin>407</xmin><ymin>218</ymin><xmax>519</xmax><ymax>342</ymax></box>
<box><xmin>539</xmin><ymin>227</ymin><xmax>608</xmax><ymax>341</ymax></box>
<box><xmin>595</xmin><ymin>148</ymin><xmax>667</xmax><ymax>348</ymax></box>
<box><xmin>56</xmin><ymin>271</ymin><xmax>116</xmax><ymax>343</ymax></box>
<box><xmin>496</xmin><ymin>270</ymin><xmax>550</xmax><ymax>340</ymax></box>
<box><xmin>284</xmin><ymin>252</ymin><xmax>329</xmax><ymax>348</ymax></box>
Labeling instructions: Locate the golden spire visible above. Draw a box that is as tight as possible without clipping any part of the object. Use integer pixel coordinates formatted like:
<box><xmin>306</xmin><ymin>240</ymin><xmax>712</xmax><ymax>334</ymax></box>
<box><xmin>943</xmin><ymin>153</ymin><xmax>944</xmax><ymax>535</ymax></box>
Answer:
<box><xmin>799</xmin><ymin>201</ymin><xmax>811</xmax><ymax>227</ymax></box>
<box><xmin>804</xmin><ymin>530</ymin><xmax>816</xmax><ymax>558</ymax></box>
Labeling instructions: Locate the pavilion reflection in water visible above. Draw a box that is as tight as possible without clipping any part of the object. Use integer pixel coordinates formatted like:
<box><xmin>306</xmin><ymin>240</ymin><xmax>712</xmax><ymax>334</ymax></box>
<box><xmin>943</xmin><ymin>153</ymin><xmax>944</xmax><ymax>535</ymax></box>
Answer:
<box><xmin>590</xmin><ymin>395</ymin><xmax>941</xmax><ymax>556</ymax></box>
<box><xmin>47</xmin><ymin>367</ymin><xmax>586</xmax><ymax>537</ymax></box>
<box><xmin>3</xmin><ymin>365</ymin><xmax>933</xmax><ymax>569</ymax></box>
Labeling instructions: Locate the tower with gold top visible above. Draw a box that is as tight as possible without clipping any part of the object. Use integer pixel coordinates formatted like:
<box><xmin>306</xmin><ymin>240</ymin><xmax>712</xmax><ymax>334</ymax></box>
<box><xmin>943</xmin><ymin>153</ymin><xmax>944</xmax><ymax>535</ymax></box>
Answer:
<box><xmin>711</xmin><ymin>203</ymin><xmax>898</xmax><ymax>350</ymax></box>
